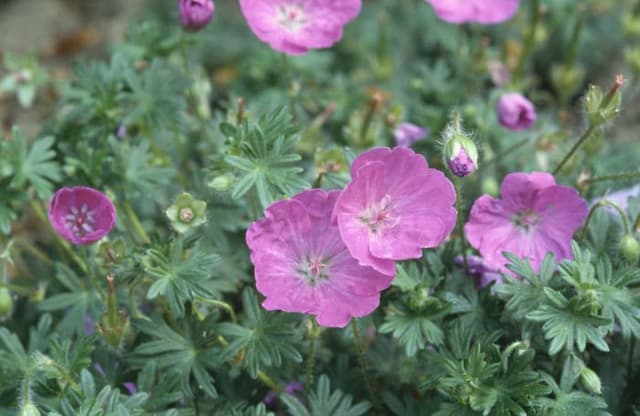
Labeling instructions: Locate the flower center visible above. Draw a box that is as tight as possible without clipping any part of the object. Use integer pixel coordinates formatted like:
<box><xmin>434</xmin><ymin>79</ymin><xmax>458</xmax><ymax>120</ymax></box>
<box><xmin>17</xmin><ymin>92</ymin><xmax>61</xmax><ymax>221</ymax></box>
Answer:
<box><xmin>65</xmin><ymin>204</ymin><xmax>96</xmax><ymax>237</ymax></box>
<box><xmin>296</xmin><ymin>256</ymin><xmax>330</xmax><ymax>287</ymax></box>
<box><xmin>358</xmin><ymin>195</ymin><xmax>399</xmax><ymax>234</ymax></box>
<box><xmin>513</xmin><ymin>210</ymin><xmax>539</xmax><ymax>231</ymax></box>
<box><xmin>277</xmin><ymin>3</ymin><xmax>306</xmax><ymax>31</ymax></box>
<box><xmin>180</xmin><ymin>208</ymin><xmax>194</xmax><ymax>222</ymax></box>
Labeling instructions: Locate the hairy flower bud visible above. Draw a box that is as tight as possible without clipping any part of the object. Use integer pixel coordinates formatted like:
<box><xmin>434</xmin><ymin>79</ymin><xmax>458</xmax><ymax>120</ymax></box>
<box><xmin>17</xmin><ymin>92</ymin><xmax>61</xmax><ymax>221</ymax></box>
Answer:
<box><xmin>209</xmin><ymin>175</ymin><xmax>232</xmax><ymax>192</ymax></box>
<box><xmin>0</xmin><ymin>288</ymin><xmax>13</xmax><ymax>321</ymax></box>
<box><xmin>584</xmin><ymin>76</ymin><xmax>623</xmax><ymax>126</ymax></box>
<box><xmin>580</xmin><ymin>367</ymin><xmax>602</xmax><ymax>395</ymax></box>
<box><xmin>19</xmin><ymin>402</ymin><xmax>41</xmax><ymax>416</ymax></box>
<box><xmin>443</xmin><ymin>134</ymin><xmax>478</xmax><ymax>178</ymax></box>
<box><xmin>619</xmin><ymin>234</ymin><xmax>640</xmax><ymax>265</ymax></box>
<box><xmin>179</xmin><ymin>0</ymin><xmax>215</xmax><ymax>32</ymax></box>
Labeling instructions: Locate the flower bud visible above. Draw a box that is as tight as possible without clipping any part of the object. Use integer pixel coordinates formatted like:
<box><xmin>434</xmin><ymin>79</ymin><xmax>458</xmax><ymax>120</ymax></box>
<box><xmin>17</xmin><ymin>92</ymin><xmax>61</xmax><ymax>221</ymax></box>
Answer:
<box><xmin>0</xmin><ymin>288</ymin><xmax>13</xmax><ymax>321</ymax></box>
<box><xmin>443</xmin><ymin>134</ymin><xmax>478</xmax><ymax>178</ymax></box>
<box><xmin>208</xmin><ymin>175</ymin><xmax>232</xmax><ymax>192</ymax></box>
<box><xmin>496</xmin><ymin>93</ymin><xmax>537</xmax><ymax>131</ymax></box>
<box><xmin>584</xmin><ymin>76</ymin><xmax>623</xmax><ymax>126</ymax></box>
<box><xmin>619</xmin><ymin>234</ymin><xmax>640</xmax><ymax>265</ymax></box>
<box><xmin>580</xmin><ymin>367</ymin><xmax>602</xmax><ymax>395</ymax></box>
<box><xmin>393</xmin><ymin>122</ymin><xmax>429</xmax><ymax>148</ymax></box>
<box><xmin>179</xmin><ymin>0</ymin><xmax>215</xmax><ymax>32</ymax></box>
<box><xmin>19</xmin><ymin>402</ymin><xmax>41</xmax><ymax>416</ymax></box>
<box><xmin>166</xmin><ymin>193</ymin><xmax>207</xmax><ymax>233</ymax></box>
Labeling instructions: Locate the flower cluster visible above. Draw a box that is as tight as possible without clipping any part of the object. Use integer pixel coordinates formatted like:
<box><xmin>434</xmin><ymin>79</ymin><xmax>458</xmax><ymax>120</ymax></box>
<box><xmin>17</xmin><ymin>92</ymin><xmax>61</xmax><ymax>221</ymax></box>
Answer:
<box><xmin>247</xmin><ymin>147</ymin><xmax>457</xmax><ymax>327</ymax></box>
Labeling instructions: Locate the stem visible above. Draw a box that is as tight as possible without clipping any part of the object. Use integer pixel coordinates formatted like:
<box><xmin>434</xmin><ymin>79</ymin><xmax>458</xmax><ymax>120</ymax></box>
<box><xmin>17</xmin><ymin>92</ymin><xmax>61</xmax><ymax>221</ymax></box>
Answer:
<box><xmin>581</xmin><ymin>170</ymin><xmax>640</xmax><ymax>185</ymax></box>
<box><xmin>194</xmin><ymin>296</ymin><xmax>237</xmax><ymax>323</ymax></box>
<box><xmin>351</xmin><ymin>320</ymin><xmax>378</xmax><ymax>410</ymax></box>
<box><xmin>513</xmin><ymin>0</ymin><xmax>541</xmax><ymax>82</ymax></box>
<box><xmin>552</xmin><ymin>124</ymin><xmax>597</xmax><ymax>175</ymax></box>
<box><xmin>579</xmin><ymin>200</ymin><xmax>631</xmax><ymax>242</ymax></box>
<box><xmin>359</xmin><ymin>92</ymin><xmax>383</xmax><ymax>146</ymax></box>
<box><xmin>16</xmin><ymin>238</ymin><xmax>55</xmax><ymax>267</ymax></box>
<box><xmin>455</xmin><ymin>178</ymin><xmax>469</xmax><ymax>274</ymax></box>
<box><xmin>628</xmin><ymin>338</ymin><xmax>636</xmax><ymax>380</ymax></box>
<box><xmin>122</xmin><ymin>202</ymin><xmax>151</xmax><ymax>244</ymax></box>
<box><xmin>305</xmin><ymin>319</ymin><xmax>319</xmax><ymax>395</ymax></box>
<box><xmin>258</xmin><ymin>370</ymin><xmax>282</xmax><ymax>394</ymax></box>
<box><xmin>480</xmin><ymin>137</ymin><xmax>529</xmax><ymax>170</ymax></box>
<box><xmin>180</xmin><ymin>32</ymin><xmax>192</xmax><ymax>74</ymax></box>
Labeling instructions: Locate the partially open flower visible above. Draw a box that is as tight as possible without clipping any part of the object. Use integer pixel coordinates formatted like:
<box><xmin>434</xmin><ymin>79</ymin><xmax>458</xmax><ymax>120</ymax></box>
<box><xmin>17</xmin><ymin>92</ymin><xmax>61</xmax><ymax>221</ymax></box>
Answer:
<box><xmin>48</xmin><ymin>186</ymin><xmax>117</xmax><ymax>245</ymax></box>
<box><xmin>496</xmin><ymin>93</ymin><xmax>537</xmax><ymax>131</ymax></box>
<box><xmin>443</xmin><ymin>134</ymin><xmax>478</xmax><ymax>178</ymax></box>
<box><xmin>166</xmin><ymin>193</ymin><xmax>207</xmax><ymax>233</ymax></box>
<box><xmin>393</xmin><ymin>122</ymin><xmax>429</xmax><ymax>148</ymax></box>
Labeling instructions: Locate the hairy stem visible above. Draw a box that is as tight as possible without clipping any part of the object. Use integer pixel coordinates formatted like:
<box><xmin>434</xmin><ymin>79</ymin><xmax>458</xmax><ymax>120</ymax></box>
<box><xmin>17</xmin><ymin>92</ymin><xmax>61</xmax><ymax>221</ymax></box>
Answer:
<box><xmin>455</xmin><ymin>178</ymin><xmax>469</xmax><ymax>274</ymax></box>
<box><xmin>552</xmin><ymin>124</ymin><xmax>597</xmax><ymax>176</ymax></box>
<box><xmin>351</xmin><ymin>319</ymin><xmax>378</xmax><ymax>410</ymax></box>
<box><xmin>579</xmin><ymin>199</ymin><xmax>630</xmax><ymax>242</ymax></box>
<box><xmin>122</xmin><ymin>201</ymin><xmax>151</xmax><ymax>245</ymax></box>
<box><xmin>194</xmin><ymin>296</ymin><xmax>237</xmax><ymax>323</ymax></box>
<box><xmin>305</xmin><ymin>319</ymin><xmax>319</xmax><ymax>396</ymax></box>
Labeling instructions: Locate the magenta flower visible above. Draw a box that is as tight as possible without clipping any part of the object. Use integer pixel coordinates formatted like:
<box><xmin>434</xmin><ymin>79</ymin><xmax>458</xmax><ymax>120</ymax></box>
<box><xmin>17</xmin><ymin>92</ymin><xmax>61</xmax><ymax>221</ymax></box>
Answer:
<box><xmin>497</xmin><ymin>92</ymin><xmax>537</xmax><ymax>131</ymax></box>
<box><xmin>239</xmin><ymin>0</ymin><xmax>361</xmax><ymax>55</ymax></box>
<box><xmin>393</xmin><ymin>122</ymin><xmax>429</xmax><ymax>147</ymax></box>
<box><xmin>465</xmin><ymin>172</ymin><xmax>588</xmax><ymax>273</ymax></box>
<box><xmin>48</xmin><ymin>186</ymin><xmax>117</xmax><ymax>245</ymax></box>
<box><xmin>425</xmin><ymin>0</ymin><xmax>519</xmax><ymax>24</ymax></box>
<box><xmin>448</xmin><ymin>147</ymin><xmax>476</xmax><ymax>177</ymax></box>
<box><xmin>179</xmin><ymin>0</ymin><xmax>215</xmax><ymax>32</ymax></box>
<box><xmin>246</xmin><ymin>189</ymin><xmax>393</xmax><ymax>328</ymax></box>
<box><xmin>333</xmin><ymin>147</ymin><xmax>457</xmax><ymax>276</ymax></box>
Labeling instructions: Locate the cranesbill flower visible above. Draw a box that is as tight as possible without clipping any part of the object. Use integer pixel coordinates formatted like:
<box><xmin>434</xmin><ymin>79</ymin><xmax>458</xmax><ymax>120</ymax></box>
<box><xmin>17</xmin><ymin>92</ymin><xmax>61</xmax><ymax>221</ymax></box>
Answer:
<box><xmin>425</xmin><ymin>0</ymin><xmax>519</xmax><ymax>25</ymax></box>
<box><xmin>393</xmin><ymin>122</ymin><xmax>429</xmax><ymax>148</ymax></box>
<box><xmin>246</xmin><ymin>189</ymin><xmax>393</xmax><ymax>328</ymax></box>
<box><xmin>465</xmin><ymin>172</ymin><xmax>588</xmax><ymax>273</ymax></box>
<box><xmin>179</xmin><ymin>0</ymin><xmax>215</xmax><ymax>32</ymax></box>
<box><xmin>497</xmin><ymin>92</ymin><xmax>537</xmax><ymax>131</ymax></box>
<box><xmin>239</xmin><ymin>0</ymin><xmax>361</xmax><ymax>55</ymax></box>
<box><xmin>333</xmin><ymin>147</ymin><xmax>457</xmax><ymax>276</ymax></box>
<box><xmin>48</xmin><ymin>186</ymin><xmax>116</xmax><ymax>245</ymax></box>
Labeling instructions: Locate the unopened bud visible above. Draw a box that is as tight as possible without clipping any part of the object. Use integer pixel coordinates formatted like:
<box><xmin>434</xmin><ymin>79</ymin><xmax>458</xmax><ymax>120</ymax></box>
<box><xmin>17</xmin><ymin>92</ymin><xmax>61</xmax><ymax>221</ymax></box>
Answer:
<box><xmin>619</xmin><ymin>234</ymin><xmax>640</xmax><ymax>265</ymax></box>
<box><xmin>584</xmin><ymin>76</ymin><xmax>623</xmax><ymax>126</ymax></box>
<box><xmin>209</xmin><ymin>175</ymin><xmax>232</xmax><ymax>192</ymax></box>
<box><xmin>0</xmin><ymin>288</ymin><xmax>13</xmax><ymax>321</ymax></box>
<box><xmin>580</xmin><ymin>367</ymin><xmax>602</xmax><ymax>395</ymax></box>
<box><xmin>19</xmin><ymin>402</ymin><xmax>41</xmax><ymax>416</ymax></box>
<box><xmin>178</xmin><ymin>0</ymin><xmax>215</xmax><ymax>32</ymax></box>
<box><xmin>443</xmin><ymin>134</ymin><xmax>478</xmax><ymax>178</ymax></box>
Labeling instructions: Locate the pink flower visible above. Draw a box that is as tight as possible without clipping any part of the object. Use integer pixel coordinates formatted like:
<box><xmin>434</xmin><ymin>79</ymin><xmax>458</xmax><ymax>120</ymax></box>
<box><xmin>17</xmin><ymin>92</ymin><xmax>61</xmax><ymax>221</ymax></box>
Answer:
<box><xmin>465</xmin><ymin>172</ymin><xmax>588</xmax><ymax>273</ymax></box>
<box><xmin>179</xmin><ymin>0</ymin><xmax>215</xmax><ymax>32</ymax></box>
<box><xmin>333</xmin><ymin>147</ymin><xmax>457</xmax><ymax>276</ymax></box>
<box><xmin>425</xmin><ymin>0</ymin><xmax>520</xmax><ymax>24</ymax></box>
<box><xmin>239</xmin><ymin>0</ymin><xmax>361</xmax><ymax>55</ymax></box>
<box><xmin>48</xmin><ymin>186</ymin><xmax>117</xmax><ymax>245</ymax></box>
<box><xmin>393</xmin><ymin>122</ymin><xmax>429</xmax><ymax>148</ymax></box>
<box><xmin>246</xmin><ymin>189</ymin><xmax>393</xmax><ymax>328</ymax></box>
<box><xmin>497</xmin><ymin>92</ymin><xmax>537</xmax><ymax>131</ymax></box>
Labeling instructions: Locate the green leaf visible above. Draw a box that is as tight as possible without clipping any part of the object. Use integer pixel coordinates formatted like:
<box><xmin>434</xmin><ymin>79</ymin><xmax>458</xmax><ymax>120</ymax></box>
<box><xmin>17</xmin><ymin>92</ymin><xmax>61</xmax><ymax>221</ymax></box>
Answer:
<box><xmin>6</xmin><ymin>127</ymin><xmax>61</xmax><ymax>198</ymax></box>
<box><xmin>218</xmin><ymin>288</ymin><xmax>302</xmax><ymax>378</ymax></box>
<box><xmin>282</xmin><ymin>375</ymin><xmax>370</xmax><ymax>416</ymax></box>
